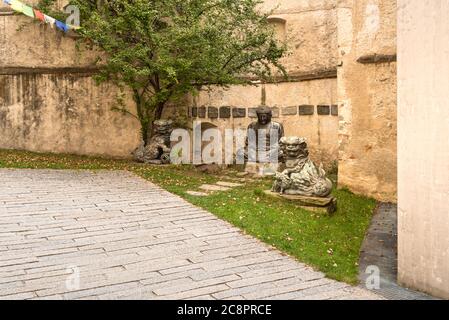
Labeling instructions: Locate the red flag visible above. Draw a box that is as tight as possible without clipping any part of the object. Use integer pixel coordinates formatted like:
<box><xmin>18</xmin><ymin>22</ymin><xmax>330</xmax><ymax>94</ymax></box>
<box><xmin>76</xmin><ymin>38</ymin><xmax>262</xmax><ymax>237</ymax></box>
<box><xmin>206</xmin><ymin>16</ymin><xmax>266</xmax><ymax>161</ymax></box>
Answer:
<box><xmin>33</xmin><ymin>9</ymin><xmax>45</xmax><ymax>22</ymax></box>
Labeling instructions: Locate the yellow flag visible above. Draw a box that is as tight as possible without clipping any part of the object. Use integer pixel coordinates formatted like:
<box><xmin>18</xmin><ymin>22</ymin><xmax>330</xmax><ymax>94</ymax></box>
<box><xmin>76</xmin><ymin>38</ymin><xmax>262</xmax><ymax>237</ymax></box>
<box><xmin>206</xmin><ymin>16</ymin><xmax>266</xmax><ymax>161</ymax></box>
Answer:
<box><xmin>10</xmin><ymin>0</ymin><xmax>24</xmax><ymax>13</ymax></box>
<box><xmin>67</xmin><ymin>24</ymin><xmax>81</xmax><ymax>30</ymax></box>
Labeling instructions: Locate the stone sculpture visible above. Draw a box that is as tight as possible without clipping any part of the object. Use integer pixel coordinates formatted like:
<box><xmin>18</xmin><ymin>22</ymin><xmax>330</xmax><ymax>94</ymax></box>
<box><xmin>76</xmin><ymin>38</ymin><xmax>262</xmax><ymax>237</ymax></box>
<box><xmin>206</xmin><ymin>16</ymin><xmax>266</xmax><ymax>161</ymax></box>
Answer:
<box><xmin>133</xmin><ymin>119</ymin><xmax>173</xmax><ymax>164</ymax></box>
<box><xmin>272</xmin><ymin>136</ymin><xmax>333</xmax><ymax>197</ymax></box>
<box><xmin>244</xmin><ymin>106</ymin><xmax>284</xmax><ymax>163</ymax></box>
<box><xmin>238</xmin><ymin>106</ymin><xmax>284</xmax><ymax>176</ymax></box>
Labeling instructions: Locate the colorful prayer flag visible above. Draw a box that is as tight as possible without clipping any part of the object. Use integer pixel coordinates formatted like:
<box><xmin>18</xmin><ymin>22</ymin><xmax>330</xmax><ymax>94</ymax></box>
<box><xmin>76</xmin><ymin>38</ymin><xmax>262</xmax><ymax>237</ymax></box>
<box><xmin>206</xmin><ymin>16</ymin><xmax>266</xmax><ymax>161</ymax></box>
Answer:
<box><xmin>22</xmin><ymin>4</ymin><xmax>34</xmax><ymax>18</ymax></box>
<box><xmin>55</xmin><ymin>20</ymin><xmax>69</xmax><ymax>33</ymax></box>
<box><xmin>4</xmin><ymin>0</ymin><xmax>79</xmax><ymax>33</ymax></box>
<box><xmin>33</xmin><ymin>9</ymin><xmax>45</xmax><ymax>22</ymax></box>
<box><xmin>43</xmin><ymin>14</ymin><xmax>56</xmax><ymax>28</ymax></box>
<box><xmin>10</xmin><ymin>0</ymin><xmax>23</xmax><ymax>13</ymax></box>
<box><xmin>67</xmin><ymin>24</ymin><xmax>81</xmax><ymax>30</ymax></box>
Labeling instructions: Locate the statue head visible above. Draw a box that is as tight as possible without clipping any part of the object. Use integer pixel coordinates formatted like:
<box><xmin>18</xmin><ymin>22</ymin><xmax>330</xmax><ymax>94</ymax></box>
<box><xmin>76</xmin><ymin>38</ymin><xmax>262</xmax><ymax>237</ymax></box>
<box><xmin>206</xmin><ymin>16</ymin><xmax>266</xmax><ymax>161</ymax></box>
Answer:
<box><xmin>280</xmin><ymin>136</ymin><xmax>309</xmax><ymax>159</ymax></box>
<box><xmin>153</xmin><ymin>119</ymin><xmax>173</xmax><ymax>135</ymax></box>
<box><xmin>256</xmin><ymin>106</ymin><xmax>273</xmax><ymax>125</ymax></box>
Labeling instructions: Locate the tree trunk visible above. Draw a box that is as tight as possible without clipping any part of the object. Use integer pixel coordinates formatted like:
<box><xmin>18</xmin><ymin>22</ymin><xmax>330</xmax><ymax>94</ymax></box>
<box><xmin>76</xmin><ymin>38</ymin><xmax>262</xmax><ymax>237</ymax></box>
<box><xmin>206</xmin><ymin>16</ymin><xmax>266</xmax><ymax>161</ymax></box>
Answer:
<box><xmin>141</xmin><ymin>121</ymin><xmax>150</xmax><ymax>146</ymax></box>
<box><xmin>154</xmin><ymin>101</ymin><xmax>165</xmax><ymax>121</ymax></box>
<box><xmin>145</xmin><ymin>101</ymin><xmax>166</xmax><ymax>142</ymax></box>
<box><xmin>133</xmin><ymin>91</ymin><xmax>150</xmax><ymax>145</ymax></box>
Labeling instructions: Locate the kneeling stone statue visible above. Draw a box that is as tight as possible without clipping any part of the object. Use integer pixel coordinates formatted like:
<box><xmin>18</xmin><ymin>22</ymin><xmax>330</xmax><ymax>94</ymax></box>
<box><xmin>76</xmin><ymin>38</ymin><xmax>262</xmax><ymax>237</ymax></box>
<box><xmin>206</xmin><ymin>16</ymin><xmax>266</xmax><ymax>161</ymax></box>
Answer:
<box><xmin>133</xmin><ymin>120</ymin><xmax>173</xmax><ymax>164</ymax></box>
<box><xmin>272</xmin><ymin>137</ymin><xmax>333</xmax><ymax>197</ymax></box>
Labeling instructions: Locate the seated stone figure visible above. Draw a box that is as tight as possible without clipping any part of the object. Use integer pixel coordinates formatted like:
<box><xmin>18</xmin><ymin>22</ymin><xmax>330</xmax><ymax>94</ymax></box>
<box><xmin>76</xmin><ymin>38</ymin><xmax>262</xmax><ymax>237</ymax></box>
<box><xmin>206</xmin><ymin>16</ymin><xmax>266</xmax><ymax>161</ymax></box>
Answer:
<box><xmin>272</xmin><ymin>137</ymin><xmax>333</xmax><ymax>197</ymax></box>
<box><xmin>244</xmin><ymin>106</ymin><xmax>284</xmax><ymax>163</ymax></box>
<box><xmin>133</xmin><ymin>119</ymin><xmax>173</xmax><ymax>164</ymax></box>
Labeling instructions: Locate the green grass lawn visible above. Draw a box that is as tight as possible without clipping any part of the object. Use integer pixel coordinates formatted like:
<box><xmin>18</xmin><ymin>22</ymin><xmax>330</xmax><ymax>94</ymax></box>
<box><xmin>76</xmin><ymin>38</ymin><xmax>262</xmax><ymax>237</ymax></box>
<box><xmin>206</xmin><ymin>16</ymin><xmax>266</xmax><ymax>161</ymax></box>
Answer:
<box><xmin>0</xmin><ymin>149</ymin><xmax>375</xmax><ymax>284</ymax></box>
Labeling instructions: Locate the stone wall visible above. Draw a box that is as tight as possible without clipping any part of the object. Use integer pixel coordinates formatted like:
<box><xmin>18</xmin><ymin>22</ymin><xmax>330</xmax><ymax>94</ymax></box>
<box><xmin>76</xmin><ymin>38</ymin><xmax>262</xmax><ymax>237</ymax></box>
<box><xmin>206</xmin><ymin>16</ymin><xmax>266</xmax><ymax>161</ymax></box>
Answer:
<box><xmin>0</xmin><ymin>73</ymin><xmax>140</xmax><ymax>157</ymax></box>
<box><xmin>337</xmin><ymin>0</ymin><xmax>397</xmax><ymax>202</ymax></box>
<box><xmin>260</xmin><ymin>0</ymin><xmax>338</xmax><ymax>75</ymax></box>
<box><xmin>0</xmin><ymin>2</ymin><xmax>141</xmax><ymax>158</ymax></box>
<box><xmin>190</xmin><ymin>80</ymin><xmax>338</xmax><ymax>167</ymax></box>
<box><xmin>1</xmin><ymin>0</ymin><xmax>340</xmax><ymax>166</ymax></box>
<box><xmin>397</xmin><ymin>0</ymin><xmax>449</xmax><ymax>299</ymax></box>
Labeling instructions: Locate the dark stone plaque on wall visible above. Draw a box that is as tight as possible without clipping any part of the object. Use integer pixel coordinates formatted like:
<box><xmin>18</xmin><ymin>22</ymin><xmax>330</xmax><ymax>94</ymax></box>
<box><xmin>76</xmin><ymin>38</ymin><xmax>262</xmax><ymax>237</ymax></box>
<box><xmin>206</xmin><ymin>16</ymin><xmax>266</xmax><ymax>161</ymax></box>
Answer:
<box><xmin>282</xmin><ymin>106</ymin><xmax>298</xmax><ymax>116</ymax></box>
<box><xmin>208</xmin><ymin>107</ymin><xmax>218</xmax><ymax>119</ymax></box>
<box><xmin>198</xmin><ymin>106</ymin><xmax>207</xmax><ymax>118</ymax></box>
<box><xmin>298</xmin><ymin>105</ymin><xmax>314</xmax><ymax>116</ymax></box>
<box><xmin>232</xmin><ymin>108</ymin><xmax>246</xmax><ymax>118</ymax></box>
<box><xmin>219</xmin><ymin>106</ymin><xmax>231</xmax><ymax>118</ymax></box>
<box><xmin>331</xmin><ymin>105</ymin><xmax>339</xmax><ymax>116</ymax></box>
<box><xmin>317</xmin><ymin>105</ymin><xmax>330</xmax><ymax>115</ymax></box>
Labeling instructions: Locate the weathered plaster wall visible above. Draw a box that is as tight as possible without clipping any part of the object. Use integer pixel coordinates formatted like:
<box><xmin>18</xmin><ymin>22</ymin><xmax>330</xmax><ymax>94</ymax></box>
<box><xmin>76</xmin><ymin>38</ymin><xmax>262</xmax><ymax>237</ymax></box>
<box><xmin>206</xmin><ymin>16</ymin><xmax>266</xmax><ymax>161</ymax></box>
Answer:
<box><xmin>260</xmin><ymin>0</ymin><xmax>338</xmax><ymax>75</ymax></box>
<box><xmin>0</xmin><ymin>73</ymin><xmax>140</xmax><ymax>157</ymax></box>
<box><xmin>0</xmin><ymin>6</ymin><xmax>141</xmax><ymax>158</ymax></box>
<box><xmin>398</xmin><ymin>0</ymin><xmax>449</xmax><ymax>299</ymax></box>
<box><xmin>1</xmin><ymin>0</ymin><xmax>338</xmax><ymax>163</ymax></box>
<box><xmin>0</xmin><ymin>1</ymin><xmax>98</xmax><ymax>68</ymax></box>
<box><xmin>337</xmin><ymin>0</ymin><xmax>397</xmax><ymax>202</ymax></box>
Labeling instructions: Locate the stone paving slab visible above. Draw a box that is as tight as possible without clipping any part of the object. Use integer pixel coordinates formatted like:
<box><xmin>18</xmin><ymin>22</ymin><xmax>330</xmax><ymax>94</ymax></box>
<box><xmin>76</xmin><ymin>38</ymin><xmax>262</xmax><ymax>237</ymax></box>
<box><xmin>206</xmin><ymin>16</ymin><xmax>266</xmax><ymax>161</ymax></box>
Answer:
<box><xmin>359</xmin><ymin>203</ymin><xmax>437</xmax><ymax>300</ymax></box>
<box><xmin>0</xmin><ymin>169</ymin><xmax>381</xmax><ymax>300</ymax></box>
<box><xmin>199</xmin><ymin>184</ymin><xmax>230</xmax><ymax>192</ymax></box>
<box><xmin>216</xmin><ymin>181</ymin><xmax>244</xmax><ymax>188</ymax></box>
<box><xmin>185</xmin><ymin>191</ymin><xmax>209</xmax><ymax>197</ymax></box>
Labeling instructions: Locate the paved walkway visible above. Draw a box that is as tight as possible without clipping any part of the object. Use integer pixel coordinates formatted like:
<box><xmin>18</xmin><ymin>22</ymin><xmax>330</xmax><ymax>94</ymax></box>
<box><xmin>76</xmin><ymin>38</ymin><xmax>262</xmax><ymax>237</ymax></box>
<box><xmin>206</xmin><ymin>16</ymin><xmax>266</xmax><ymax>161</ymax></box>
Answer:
<box><xmin>359</xmin><ymin>203</ymin><xmax>437</xmax><ymax>300</ymax></box>
<box><xmin>0</xmin><ymin>169</ymin><xmax>380</xmax><ymax>300</ymax></box>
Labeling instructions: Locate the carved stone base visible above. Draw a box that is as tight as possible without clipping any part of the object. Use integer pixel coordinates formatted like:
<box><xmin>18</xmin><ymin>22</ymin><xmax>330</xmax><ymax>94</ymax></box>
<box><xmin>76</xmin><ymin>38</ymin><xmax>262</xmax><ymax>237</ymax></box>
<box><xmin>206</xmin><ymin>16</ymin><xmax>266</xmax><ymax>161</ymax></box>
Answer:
<box><xmin>263</xmin><ymin>191</ymin><xmax>337</xmax><ymax>215</ymax></box>
<box><xmin>245</xmin><ymin>163</ymin><xmax>279</xmax><ymax>177</ymax></box>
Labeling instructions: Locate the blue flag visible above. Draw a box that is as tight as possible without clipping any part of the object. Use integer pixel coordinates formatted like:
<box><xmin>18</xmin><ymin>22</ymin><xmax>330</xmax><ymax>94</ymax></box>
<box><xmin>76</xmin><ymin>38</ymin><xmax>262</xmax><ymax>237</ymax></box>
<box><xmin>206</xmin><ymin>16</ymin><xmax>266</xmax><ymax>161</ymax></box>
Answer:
<box><xmin>55</xmin><ymin>20</ymin><xmax>69</xmax><ymax>33</ymax></box>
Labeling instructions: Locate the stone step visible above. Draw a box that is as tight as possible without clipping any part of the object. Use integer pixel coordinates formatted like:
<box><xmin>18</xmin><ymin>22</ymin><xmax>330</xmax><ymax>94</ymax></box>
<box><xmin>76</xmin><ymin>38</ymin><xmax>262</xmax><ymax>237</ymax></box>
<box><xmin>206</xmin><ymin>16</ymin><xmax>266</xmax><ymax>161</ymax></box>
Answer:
<box><xmin>236</xmin><ymin>172</ymin><xmax>250</xmax><ymax>177</ymax></box>
<box><xmin>186</xmin><ymin>191</ymin><xmax>209</xmax><ymax>197</ymax></box>
<box><xmin>216</xmin><ymin>181</ymin><xmax>244</xmax><ymax>188</ymax></box>
<box><xmin>199</xmin><ymin>184</ymin><xmax>231</xmax><ymax>192</ymax></box>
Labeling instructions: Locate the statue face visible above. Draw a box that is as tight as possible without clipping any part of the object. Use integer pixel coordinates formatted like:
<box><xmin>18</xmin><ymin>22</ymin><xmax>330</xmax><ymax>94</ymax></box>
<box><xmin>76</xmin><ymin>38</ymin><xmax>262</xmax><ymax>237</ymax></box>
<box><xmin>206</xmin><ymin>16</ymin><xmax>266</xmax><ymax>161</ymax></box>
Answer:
<box><xmin>257</xmin><ymin>112</ymin><xmax>272</xmax><ymax>125</ymax></box>
<box><xmin>281</xmin><ymin>137</ymin><xmax>309</xmax><ymax>159</ymax></box>
<box><xmin>153</xmin><ymin>120</ymin><xmax>173</xmax><ymax>135</ymax></box>
<box><xmin>285</xmin><ymin>143</ymin><xmax>301</xmax><ymax>157</ymax></box>
<box><xmin>155</xmin><ymin>126</ymin><xmax>169</xmax><ymax>134</ymax></box>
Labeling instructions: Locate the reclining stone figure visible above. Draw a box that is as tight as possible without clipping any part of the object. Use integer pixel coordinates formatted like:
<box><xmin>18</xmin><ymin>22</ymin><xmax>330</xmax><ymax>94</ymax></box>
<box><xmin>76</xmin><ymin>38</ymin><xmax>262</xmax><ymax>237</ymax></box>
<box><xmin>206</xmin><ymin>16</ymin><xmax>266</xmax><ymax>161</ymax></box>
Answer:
<box><xmin>133</xmin><ymin>119</ymin><xmax>173</xmax><ymax>164</ymax></box>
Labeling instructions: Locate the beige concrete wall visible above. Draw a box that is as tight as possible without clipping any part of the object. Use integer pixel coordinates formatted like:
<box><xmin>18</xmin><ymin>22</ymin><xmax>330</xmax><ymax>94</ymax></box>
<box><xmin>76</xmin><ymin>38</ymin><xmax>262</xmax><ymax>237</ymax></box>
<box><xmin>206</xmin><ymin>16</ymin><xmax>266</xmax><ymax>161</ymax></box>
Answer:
<box><xmin>337</xmin><ymin>0</ymin><xmax>397</xmax><ymax>202</ymax></box>
<box><xmin>0</xmin><ymin>73</ymin><xmax>141</xmax><ymax>158</ymax></box>
<box><xmin>0</xmin><ymin>12</ymin><xmax>141</xmax><ymax>158</ymax></box>
<box><xmin>398</xmin><ymin>0</ymin><xmax>449</xmax><ymax>299</ymax></box>
<box><xmin>0</xmin><ymin>1</ymin><xmax>99</xmax><ymax>68</ymax></box>
<box><xmin>1</xmin><ymin>0</ymin><xmax>337</xmax><ymax>74</ymax></box>
<box><xmin>260</xmin><ymin>0</ymin><xmax>338</xmax><ymax>75</ymax></box>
